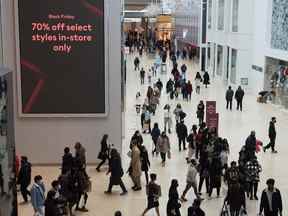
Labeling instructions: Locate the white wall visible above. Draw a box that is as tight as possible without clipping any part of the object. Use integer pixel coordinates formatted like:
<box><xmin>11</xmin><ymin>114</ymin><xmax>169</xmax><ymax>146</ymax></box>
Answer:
<box><xmin>1</xmin><ymin>0</ymin><xmax>122</xmax><ymax>164</ymax></box>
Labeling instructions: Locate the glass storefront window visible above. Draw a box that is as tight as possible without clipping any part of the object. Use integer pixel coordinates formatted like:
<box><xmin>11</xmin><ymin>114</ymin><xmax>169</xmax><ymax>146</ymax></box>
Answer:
<box><xmin>232</xmin><ymin>0</ymin><xmax>239</xmax><ymax>32</ymax></box>
<box><xmin>217</xmin><ymin>45</ymin><xmax>223</xmax><ymax>75</ymax></box>
<box><xmin>217</xmin><ymin>0</ymin><xmax>225</xmax><ymax>31</ymax></box>
<box><xmin>230</xmin><ymin>49</ymin><xmax>237</xmax><ymax>83</ymax></box>
<box><xmin>208</xmin><ymin>0</ymin><xmax>212</xmax><ymax>29</ymax></box>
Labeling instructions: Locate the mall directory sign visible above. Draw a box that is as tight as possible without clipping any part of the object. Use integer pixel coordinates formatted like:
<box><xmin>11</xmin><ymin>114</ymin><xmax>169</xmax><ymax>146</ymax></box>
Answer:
<box><xmin>16</xmin><ymin>0</ymin><xmax>107</xmax><ymax>116</ymax></box>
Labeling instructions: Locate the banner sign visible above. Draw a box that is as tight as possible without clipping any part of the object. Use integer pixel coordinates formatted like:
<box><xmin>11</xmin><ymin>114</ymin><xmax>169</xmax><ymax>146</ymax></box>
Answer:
<box><xmin>206</xmin><ymin>101</ymin><xmax>219</xmax><ymax>132</ymax></box>
<box><xmin>16</xmin><ymin>0</ymin><xmax>107</xmax><ymax>116</ymax></box>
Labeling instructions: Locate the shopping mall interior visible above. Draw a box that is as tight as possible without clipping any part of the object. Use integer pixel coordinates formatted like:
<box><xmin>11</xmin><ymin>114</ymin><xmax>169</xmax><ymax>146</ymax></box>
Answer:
<box><xmin>0</xmin><ymin>0</ymin><xmax>287</xmax><ymax>215</ymax></box>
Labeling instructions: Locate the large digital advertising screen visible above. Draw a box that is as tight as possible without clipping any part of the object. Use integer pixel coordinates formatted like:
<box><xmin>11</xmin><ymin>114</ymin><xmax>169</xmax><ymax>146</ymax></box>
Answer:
<box><xmin>16</xmin><ymin>0</ymin><xmax>107</xmax><ymax>116</ymax></box>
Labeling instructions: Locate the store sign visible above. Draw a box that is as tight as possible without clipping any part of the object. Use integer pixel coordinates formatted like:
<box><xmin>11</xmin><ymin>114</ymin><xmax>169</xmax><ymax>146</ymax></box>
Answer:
<box><xmin>241</xmin><ymin>78</ymin><xmax>249</xmax><ymax>85</ymax></box>
<box><xmin>252</xmin><ymin>65</ymin><xmax>263</xmax><ymax>72</ymax></box>
<box><xmin>16</xmin><ymin>0</ymin><xmax>106</xmax><ymax>116</ymax></box>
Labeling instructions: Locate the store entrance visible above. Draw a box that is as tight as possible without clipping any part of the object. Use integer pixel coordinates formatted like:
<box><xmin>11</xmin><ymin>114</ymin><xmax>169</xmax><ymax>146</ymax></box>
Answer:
<box><xmin>265</xmin><ymin>56</ymin><xmax>288</xmax><ymax>109</ymax></box>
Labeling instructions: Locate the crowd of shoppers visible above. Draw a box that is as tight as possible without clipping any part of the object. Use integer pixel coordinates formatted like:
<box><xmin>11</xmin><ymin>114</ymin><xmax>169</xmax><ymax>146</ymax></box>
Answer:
<box><xmin>16</xmin><ymin>45</ymin><xmax>283</xmax><ymax>216</ymax></box>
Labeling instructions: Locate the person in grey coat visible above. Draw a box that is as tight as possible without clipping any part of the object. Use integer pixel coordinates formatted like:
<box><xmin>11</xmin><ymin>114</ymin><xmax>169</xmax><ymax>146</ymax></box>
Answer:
<box><xmin>226</xmin><ymin>86</ymin><xmax>234</xmax><ymax>110</ymax></box>
<box><xmin>156</xmin><ymin>132</ymin><xmax>171</xmax><ymax>167</ymax></box>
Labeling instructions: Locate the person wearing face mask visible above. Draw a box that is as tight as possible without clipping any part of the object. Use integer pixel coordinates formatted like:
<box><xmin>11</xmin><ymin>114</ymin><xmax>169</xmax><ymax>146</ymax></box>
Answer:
<box><xmin>31</xmin><ymin>175</ymin><xmax>45</xmax><ymax>216</ymax></box>
<box><xmin>259</xmin><ymin>178</ymin><xmax>282</xmax><ymax>216</ymax></box>
<box><xmin>263</xmin><ymin>117</ymin><xmax>277</xmax><ymax>153</ymax></box>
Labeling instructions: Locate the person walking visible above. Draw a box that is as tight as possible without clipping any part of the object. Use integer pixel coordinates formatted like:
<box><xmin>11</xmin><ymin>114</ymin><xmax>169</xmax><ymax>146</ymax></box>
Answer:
<box><xmin>186</xmin><ymin>125</ymin><xmax>197</xmax><ymax>162</ymax></box>
<box><xmin>187</xmin><ymin>81</ymin><xmax>193</xmax><ymax>100</ymax></box>
<box><xmin>181</xmin><ymin>64</ymin><xmax>187</xmax><ymax>79</ymax></box>
<box><xmin>74</xmin><ymin>142</ymin><xmax>86</xmax><ymax>170</ymax></box>
<box><xmin>61</xmin><ymin>147</ymin><xmax>73</xmax><ymax>175</ymax></box>
<box><xmin>197</xmin><ymin>101</ymin><xmax>205</xmax><ymax>126</ymax></box>
<box><xmin>140</xmin><ymin>68</ymin><xmax>145</xmax><ymax>84</ymax></box>
<box><xmin>134</xmin><ymin>56</ymin><xmax>140</xmax><ymax>71</ymax></box>
<box><xmin>180</xmin><ymin>159</ymin><xmax>200</xmax><ymax>202</ymax></box>
<box><xmin>245</xmin><ymin>157</ymin><xmax>262</xmax><ymax>200</ymax></box>
<box><xmin>129</xmin><ymin>143</ymin><xmax>142</xmax><ymax>191</ymax></box>
<box><xmin>176</xmin><ymin>120</ymin><xmax>188</xmax><ymax>151</ymax></box>
<box><xmin>195</xmin><ymin>72</ymin><xmax>202</xmax><ymax>94</ymax></box>
<box><xmin>188</xmin><ymin>199</ymin><xmax>205</xmax><ymax>216</ymax></box>
<box><xmin>151</xmin><ymin>123</ymin><xmax>161</xmax><ymax>156</ymax></box>
<box><xmin>235</xmin><ymin>86</ymin><xmax>245</xmax><ymax>111</ymax></box>
<box><xmin>264</xmin><ymin>117</ymin><xmax>277</xmax><ymax>153</ymax></box>
<box><xmin>208</xmin><ymin>157</ymin><xmax>222</xmax><ymax>198</ymax></box>
<box><xmin>31</xmin><ymin>175</ymin><xmax>46</xmax><ymax>216</ymax></box>
<box><xmin>225</xmin><ymin>182</ymin><xmax>246</xmax><ymax>216</ymax></box>
<box><xmin>167</xmin><ymin>179</ymin><xmax>182</xmax><ymax>216</ymax></box>
<box><xmin>203</xmin><ymin>71</ymin><xmax>210</xmax><ymax>88</ymax></box>
<box><xmin>173</xmin><ymin>104</ymin><xmax>183</xmax><ymax>123</ymax></box>
<box><xmin>156</xmin><ymin>132</ymin><xmax>171</xmax><ymax>167</ymax></box>
<box><xmin>105</xmin><ymin>149</ymin><xmax>127</xmax><ymax>196</ymax></box>
<box><xmin>164</xmin><ymin>105</ymin><xmax>172</xmax><ymax>134</ymax></box>
<box><xmin>140</xmin><ymin>145</ymin><xmax>151</xmax><ymax>185</ymax></box>
<box><xmin>259</xmin><ymin>178</ymin><xmax>283</xmax><ymax>216</ymax></box>
<box><xmin>141</xmin><ymin>173</ymin><xmax>161</xmax><ymax>216</ymax></box>
<box><xmin>96</xmin><ymin>134</ymin><xmax>110</xmax><ymax>172</ymax></box>
<box><xmin>17</xmin><ymin>156</ymin><xmax>32</xmax><ymax>203</ymax></box>
<box><xmin>198</xmin><ymin>150</ymin><xmax>210</xmax><ymax>195</ymax></box>
<box><xmin>226</xmin><ymin>86</ymin><xmax>234</xmax><ymax>110</ymax></box>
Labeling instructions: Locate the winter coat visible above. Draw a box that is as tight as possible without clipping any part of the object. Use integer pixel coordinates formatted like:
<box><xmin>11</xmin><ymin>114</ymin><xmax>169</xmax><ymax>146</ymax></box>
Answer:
<box><xmin>131</xmin><ymin>146</ymin><xmax>142</xmax><ymax>177</ymax></box>
<box><xmin>186</xmin><ymin>165</ymin><xmax>198</xmax><ymax>184</ymax></box>
<box><xmin>235</xmin><ymin>88</ymin><xmax>245</xmax><ymax>101</ymax></box>
<box><xmin>226</xmin><ymin>89</ymin><xmax>234</xmax><ymax>101</ymax></box>
<box><xmin>260</xmin><ymin>188</ymin><xmax>282</xmax><ymax>216</ymax></box>
<box><xmin>17</xmin><ymin>161</ymin><xmax>32</xmax><ymax>186</ymax></box>
<box><xmin>157</xmin><ymin>136</ymin><xmax>171</xmax><ymax>153</ymax></box>
<box><xmin>197</xmin><ymin>104</ymin><xmax>205</xmax><ymax>119</ymax></box>
<box><xmin>203</xmin><ymin>72</ymin><xmax>210</xmax><ymax>85</ymax></box>
<box><xmin>61</xmin><ymin>153</ymin><xmax>73</xmax><ymax>174</ymax></box>
<box><xmin>151</xmin><ymin>127</ymin><xmax>161</xmax><ymax>141</ymax></box>
<box><xmin>226</xmin><ymin>184</ymin><xmax>246</xmax><ymax>211</ymax></box>
<box><xmin>109</xmin><ymin>155</ymin><xmax>124</xmax><ymax>185</ymax></box>
<box><xmin>269</xmin><ymin>121</ymin><xmax>276</xmax><ymax>139</ymax></box>
<box><xmin>245</xmin><ymin>161</ymin><xmax>262</xmax><ymax>182</ymax></box>
<box><xmin>176</xmin><ymin>122</ymin><xmax>188</xmax><ymax>139</ymax></box>
<box><xmin>140</xmin><ymin>150</ymin><xmax>150</xmax><ymax>171</ymax></box>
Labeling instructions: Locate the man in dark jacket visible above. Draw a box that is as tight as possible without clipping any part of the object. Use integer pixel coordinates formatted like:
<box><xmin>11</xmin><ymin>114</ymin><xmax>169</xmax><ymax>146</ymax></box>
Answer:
<box><xmin>156</xmin><ymin>79</ymin><xmax>163</xmax><ymax>92</ymax></box>
<box><xmin>62</xmin><ymin>147</ymin><xmax>73</xmax><ymax>174</ymax></box>
<box><xmin>140</xmin><ymin>68</ymin><xmax>145</xmax><ymax>85</ymax></box>
<box><xmin>225</xmin><ymin>86</ymin><xmax>234</xmax><ymax>110</ymax></box>
<box><xmin>188</xmin><ymin>198</ymin><xmax>205</xmax><ymax>216</ymax></box>
<box><xmin>259</xmin><ymin>178</ymin><xmax>282</xmax><ymax>216</ymax></box>
<box><xmin>235</xmin><ymin>86</ymin><xmax>245</xmax><ymax>111</ymax></box>
<box><xmin>264</xmin><ymin>117</ymin><xmax>277</xmax><ymax>153</ymax></box>
<box><xmin>17</xmin><ymin>156</ymin><xmax>32</xmax><ymax>202</ymax></box>
<box><xmin>134</xmin><ymin>57</ymin><xmax>140</xmax><ymax>71</ymax></box>
<box><xmin>245</xmin><ymin>131</ymin><xmax>257</xmax><ymax>160</ymax></box>
<box><xmin>176</xmin><ymin>120</ymin><xmax>188</xmax><ymax>151</ymax></box>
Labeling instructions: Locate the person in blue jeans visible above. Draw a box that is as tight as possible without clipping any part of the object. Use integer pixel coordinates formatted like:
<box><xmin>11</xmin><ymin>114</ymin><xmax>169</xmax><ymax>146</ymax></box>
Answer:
<box><xmin>31</xmin><ymin>175</ymin><xmax>45</xmax><ymax>216</ymax></box>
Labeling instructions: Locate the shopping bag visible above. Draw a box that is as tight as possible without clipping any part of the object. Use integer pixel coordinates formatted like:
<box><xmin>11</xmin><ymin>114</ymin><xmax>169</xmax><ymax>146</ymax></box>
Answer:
<box><xmin>167</xmin><ymin>151</ymin><xmax>171</xmax><ymax>159</ymax></box>
<box><xmin>256</xmin><ymin>139</ymin><xmax>263</xmax><ymax>153</ymax></box>
<box><xmin>220</xmin><ymin>201</ymin><xmax>230</xmax><ymax>216</ymax></box>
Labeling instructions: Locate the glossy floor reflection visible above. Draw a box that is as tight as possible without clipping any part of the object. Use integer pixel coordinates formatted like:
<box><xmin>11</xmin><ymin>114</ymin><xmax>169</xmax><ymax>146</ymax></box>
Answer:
<box><xmin>18</xmin><ymin>53</ymin><xmax>287</xmax><ymax>216</ymax></box>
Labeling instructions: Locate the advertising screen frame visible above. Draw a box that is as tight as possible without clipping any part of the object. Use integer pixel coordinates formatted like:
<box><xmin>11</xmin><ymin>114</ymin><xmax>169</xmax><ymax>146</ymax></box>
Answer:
<box><xmin>14</xmin><ymin>0</ymin><xmax>109</xmax><ymax>118</ymax></box>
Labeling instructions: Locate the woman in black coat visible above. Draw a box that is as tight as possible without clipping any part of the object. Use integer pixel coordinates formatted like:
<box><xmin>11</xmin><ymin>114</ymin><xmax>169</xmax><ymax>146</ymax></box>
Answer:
<box><xmin>197</xmin><ymin>101</ymin><xmax>205</xmax><ymax>126</ymax></box>
<box><xmin>167</xmin><ymin>179</ymin><xmax>181</xmax><ymax>216</ymax></box>
<box><xmin>203</xmin><ymin>71</ymin><xmax>210</xmax><ymax>88</ymax></box>
<box><xmin>140</xmin><ymin>145</ymin><xmax>151</xmax><ymax>184</ymax></box>
<box><xmin>208</xmin><ymin>157</ymin><xmax>222</xmax><ymax>198</ymax></box>
<box><xmin>96</xmin><ymin>134</ymin><xmax>110</xmax><ymax>172</ymax></box>
<box><xmin>105</xmin><ymin>149</ymin><xmax>127</xmax><ymax>195</ymax></box>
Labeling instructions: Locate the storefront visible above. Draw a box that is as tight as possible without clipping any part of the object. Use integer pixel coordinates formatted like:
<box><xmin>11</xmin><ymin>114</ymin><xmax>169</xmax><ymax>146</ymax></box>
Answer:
<box><xmin>265</xmin><ymin>56</ymin><xmax>288</xmax><ymax>109</ymax></box>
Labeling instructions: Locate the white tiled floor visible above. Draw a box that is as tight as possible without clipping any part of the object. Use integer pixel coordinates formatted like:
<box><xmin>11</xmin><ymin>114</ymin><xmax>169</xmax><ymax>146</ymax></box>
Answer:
<box><xmin>18</xmin><ymin>53</ymin><xmax>287</xmax><ymax>216</ymax></box>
